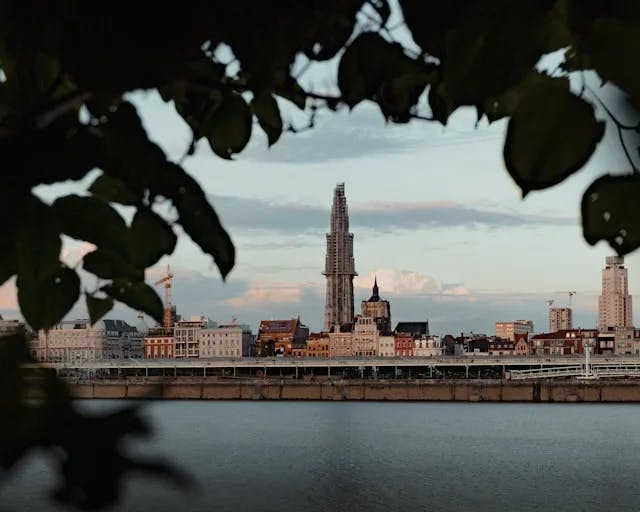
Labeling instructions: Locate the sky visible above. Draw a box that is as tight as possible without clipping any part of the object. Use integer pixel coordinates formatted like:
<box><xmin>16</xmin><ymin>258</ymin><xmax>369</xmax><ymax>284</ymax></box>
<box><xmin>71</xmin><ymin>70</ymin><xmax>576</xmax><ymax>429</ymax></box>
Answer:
<box><xmin>0</xmin><ymin>15</ymin><xmax>638</xmax><ymax>335</ymax></box>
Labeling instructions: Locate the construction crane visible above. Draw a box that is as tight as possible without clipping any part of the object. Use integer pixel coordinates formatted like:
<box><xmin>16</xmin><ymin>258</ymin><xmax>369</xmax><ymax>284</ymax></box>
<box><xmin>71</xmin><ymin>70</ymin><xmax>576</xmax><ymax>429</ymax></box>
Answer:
<box><xmin>546</xmin><ymin>299</ymin><xmax>554</xmax><ymax>307</ymax></box>
<box><xmin>154</xmin><ymin>264</ymin><xmax>174</xmax><ymax>330</ymax></box>
<box><xmin>567</xmin><ymin>291</ymin><xmax>576</xmax><ymax>308</ymax></box>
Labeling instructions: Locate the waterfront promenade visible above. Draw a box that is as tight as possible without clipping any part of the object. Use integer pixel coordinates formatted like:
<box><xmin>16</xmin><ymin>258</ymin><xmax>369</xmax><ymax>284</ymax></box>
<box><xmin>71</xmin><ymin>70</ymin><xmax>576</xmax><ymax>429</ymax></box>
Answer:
<box><xmin>26</xmin><ymin>354</ymin><xmax>640</xmax><ymax>378</ymax></box>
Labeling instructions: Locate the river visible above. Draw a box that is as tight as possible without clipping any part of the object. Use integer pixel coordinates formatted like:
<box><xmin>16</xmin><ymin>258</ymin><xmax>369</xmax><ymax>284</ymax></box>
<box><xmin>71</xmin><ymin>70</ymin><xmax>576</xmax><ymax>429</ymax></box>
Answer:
<box><xmin>2</xmin><ymin>401</ymin><xmax>640</xmax><ymax>511</ymax></box>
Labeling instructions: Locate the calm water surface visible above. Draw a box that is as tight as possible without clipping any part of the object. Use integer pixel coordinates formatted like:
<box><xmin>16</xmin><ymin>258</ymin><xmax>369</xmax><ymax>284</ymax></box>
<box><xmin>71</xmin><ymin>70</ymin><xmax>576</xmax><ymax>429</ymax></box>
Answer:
<box><xmin>2</xmin><ymin>401</ymin><xmax>640</xmax><ymax>511</ymax></box>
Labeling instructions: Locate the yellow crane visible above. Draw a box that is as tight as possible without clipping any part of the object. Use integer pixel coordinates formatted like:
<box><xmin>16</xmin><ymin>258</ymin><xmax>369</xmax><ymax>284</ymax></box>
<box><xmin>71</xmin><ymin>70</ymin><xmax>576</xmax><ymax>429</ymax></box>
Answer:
<box><xmin>154</xmin><ymin>264</ymin><xmax>174</xmax><ymax>330</ymax></box>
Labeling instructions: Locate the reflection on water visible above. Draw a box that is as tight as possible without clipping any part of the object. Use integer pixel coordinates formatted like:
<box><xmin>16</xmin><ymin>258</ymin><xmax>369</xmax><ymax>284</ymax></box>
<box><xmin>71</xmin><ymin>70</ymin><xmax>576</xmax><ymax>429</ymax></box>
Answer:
<box><xmin>2</xmin><ymin>401</ymin><xmax>640</xmax><ymax>512</ymax></box>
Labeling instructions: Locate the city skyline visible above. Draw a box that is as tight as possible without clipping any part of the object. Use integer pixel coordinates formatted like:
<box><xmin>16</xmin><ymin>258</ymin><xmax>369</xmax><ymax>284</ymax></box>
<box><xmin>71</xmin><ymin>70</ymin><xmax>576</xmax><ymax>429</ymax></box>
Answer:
<box><xmin>0</xmin><ymin>91</ymin><xmax>638</xmax><ymax>334</ymax></box>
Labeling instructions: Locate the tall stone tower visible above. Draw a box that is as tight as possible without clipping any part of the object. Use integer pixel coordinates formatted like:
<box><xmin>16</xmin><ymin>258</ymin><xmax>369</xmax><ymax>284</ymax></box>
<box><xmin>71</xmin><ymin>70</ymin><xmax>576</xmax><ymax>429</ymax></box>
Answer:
<box><xmin>361</xmin><ymin>277</ymin><xmax>392</xmax><ymax>335</ymax></box>
<box><xmin>598</xmin><ymin>256</ymin><xmax>633</xmax><ymax>330</ymax></box>
<box><xmin>323</xmin><ymin>183</ymin><xmax>357</xmax><ymax>331</ymax></box>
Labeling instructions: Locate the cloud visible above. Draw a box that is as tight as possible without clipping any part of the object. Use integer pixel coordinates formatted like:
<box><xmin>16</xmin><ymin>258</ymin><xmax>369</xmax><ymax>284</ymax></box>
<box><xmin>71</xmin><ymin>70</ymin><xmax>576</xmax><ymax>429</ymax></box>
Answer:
<box><xmin>210</xmin><ymin>194</ymin><xmax>573</xmax><ymax>235</ymax></box>
<box><xmin>225</xmin><ymin>281</ymin><xmax>303</xmax><ymax>309</ymax></box>
<box><xmin>355</xmin><ymin>268</ymin><xmax>474</xmax><ymax>301</ymax></box>
<box><xmin>236</xmin><ymin>105</ymin><xmax>424</xmax><ymax>164</ymax></box>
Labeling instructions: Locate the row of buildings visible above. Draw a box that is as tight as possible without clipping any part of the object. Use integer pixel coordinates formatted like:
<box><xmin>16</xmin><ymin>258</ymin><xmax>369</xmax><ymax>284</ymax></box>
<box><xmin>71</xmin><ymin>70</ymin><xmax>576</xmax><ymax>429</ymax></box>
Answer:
<box><xmin>20</xmin><ymin>183</ymin><xmax>638</xmax><ymax>363</ymax></box>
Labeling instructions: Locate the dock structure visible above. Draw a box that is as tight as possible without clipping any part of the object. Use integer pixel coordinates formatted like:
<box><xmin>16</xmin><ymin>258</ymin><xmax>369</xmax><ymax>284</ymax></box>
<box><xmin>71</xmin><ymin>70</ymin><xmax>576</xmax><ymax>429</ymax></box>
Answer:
<box><xmin>23</xmin><ymin>355</ymin><xmax>640</xmax><ymax>381</ymax></box>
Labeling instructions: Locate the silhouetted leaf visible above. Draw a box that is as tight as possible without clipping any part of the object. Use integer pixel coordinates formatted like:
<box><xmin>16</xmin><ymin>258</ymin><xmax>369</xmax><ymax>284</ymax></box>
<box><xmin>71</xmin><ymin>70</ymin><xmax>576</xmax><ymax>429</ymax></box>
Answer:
<box><xmin>204</xmin><ymin>93</ymin><xmax>252</xmax><ymax>159</ymax></box>
<box><xmin>0</xmin><ymin>252</ymin><xmax>16</xmax><ymax>287</ymax></box>
<box><xmin>582</xmin><ymin>174</ymin><xmax>640</xmax><ymax>256</ymax></box>
<box><xmin>275</xmin><ymin>77</ymin><xmax>307</xmax><ymax>110</ymax></box>
<box><xmin>302</xmin><ymin>1</ymin><xmax>363</xmax><ymax>61</ymax></box>
<box><xmin>18</xmin><ymin>267</ymin><xmax>80</xmax><ymax>330</ymax></box>
<box><xmin>582</xmin><ymin>18</ymin><xmax>640</xmax><ymax>100</ymax></box>
<box><xmin>101</xmin><ymin>103</ymin><xmax>235</xmax><ymax>278</ymax></box>
<box><xmin>89</xmin><ymin>174</ymin><xmax>142</xmax><ymax>206</ymax></box>
<box><xmin>504</xmin><ymin>80</ymin><xmax>605</xmax><ymax>195</ymax></box>
<box><xmin>338</xmin><ymin>32</ymin><xmax>431</xmax><ymax>119</ymax></box>
<box><xmin>86</xmin><ymin>294</ymin><xmax>114</xmax><ymax>325</ymax></box>
<box><xmin>53</xmin><ymin>195</ymin><xmax>128</xmax><ymax>251</ymax></box>
<box><xmin>15</xmin><ymin>198</ymin><xmax>61</xmax><ymax>283</ymax></box>
<box><xmin>102</xmin><ymin>280</ymin><xmax>163</xmax><ymax>324</ymax></box>
<box><xmin>83</xmin><ymin>250</ymin><xmax>143</xmax><ymax>281</ymax></box>
<box><xmin>128</xmin><ymin>209</ymin><xmax>177</xmax><ymax>268</ymax></box>
<box><xmin>251</xmin><ymin>92</ymin><xmax>283</xmax><ymax>146</ymax></box>
<box><xmin>169</xmin><ymin>172</ymin><xmax>235</xmax><ymax>279</ymax></box>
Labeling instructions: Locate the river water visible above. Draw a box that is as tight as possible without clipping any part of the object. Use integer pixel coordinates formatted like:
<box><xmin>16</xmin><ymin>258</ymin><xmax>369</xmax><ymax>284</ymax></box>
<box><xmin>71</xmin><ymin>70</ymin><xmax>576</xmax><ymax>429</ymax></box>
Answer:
<box><xmin>2</xmin><ymin>401</ymin><xmax>640</xmax><ymax>511</ymax></box>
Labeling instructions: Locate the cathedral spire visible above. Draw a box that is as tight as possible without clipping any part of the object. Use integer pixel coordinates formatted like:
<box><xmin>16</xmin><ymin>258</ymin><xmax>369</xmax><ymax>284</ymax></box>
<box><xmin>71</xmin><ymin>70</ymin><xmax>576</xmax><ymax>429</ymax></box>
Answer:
<box><xmin>371</xmin><ymin>277</ymin><xmax>379</xmax><ymax>301</ymax></box>
<box><xmin>323</xmin><ymin>183</ymin><xmax>357</xmax><ymax>331</ymax></box>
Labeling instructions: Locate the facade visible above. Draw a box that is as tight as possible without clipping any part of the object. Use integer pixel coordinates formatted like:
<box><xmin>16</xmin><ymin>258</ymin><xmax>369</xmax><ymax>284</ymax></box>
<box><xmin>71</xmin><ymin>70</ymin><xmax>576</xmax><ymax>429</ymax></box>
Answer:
<box><xmin>144</xmin><ymin>328</ymin><xmax>174</xmax><ymax>359</ymax></box>
<box><xmin>256</xmin><ymin>318</ymin><xmax>309</xmax><ymax>356</ymax></box>
<box><xmin>413</xmin><ymin>336</ymin><xmax>443</xmax><ymax>357</ymax></box>
<box><xmin>329</xmin><ymin>331</ymin><xmax>353</xmax><ymax>357</ymax></box>
<box><xmin>0</xmin><ymin>316</ymin><xmax>25</xmax><ymax>338</ymax></box>
<box><xmin>488</xmin><ymin>338</ymin><xmax>515</xmax><ymax>356</ymax></box>
<box><xmin>610</xmin><ymin>327</ymin><xmax>635</xmax><ymax>355</ymax></box>
<box><xmin>549</xmin><ymin>307</ymin><xmax>572</xmax><ymax>331</ymax></box>
<box><xmin>33</xmin><ymin>318</ymin><xmax>142</xmax><ymax>362</ymax></box>
<box><xmin>513</xmin><ymin>333</ymin><xmax>530</xmax><ymax>355</ymax></box>
<box><xmin>394</xmin><ymin>332</ymin><xmax>414</xmax><ymax>357</ymax></box>
<box><xmin>307</xmin><ymin>334</ymin><xmax>330</xmax><ymax>358</ymax></box>
<box><xmin>378</xmin><ymin>335</ymin><xmax>395</xmax><ymax>357</ymax></box>
<box><xmin>323</xmin><ymin>183</ymin><xmax>357</xmax><ymax>331</ymax></box>
<box><xmin>360</xmin><ymin>278</ymin><xmax>391</xmax><ymax>335</ymax></box>
<box><xmin>174</xmin><ymin>320</ymin><xmax>204</xmax><ymax>358</ymax></box>
<box><xmin>353</xmin><ymin>316</ymin><xmax>378</xmax><ymax>356</ymax></box>
<box><xmin>598</xmin><ymin>256</ymin><xmax>633</xmax><ymax>329</ymax></box>
<box><xmin>530</xmin><ymin>329</ymin><xmax>597</xmax><ymax>356</ymax></box>
<box><xmin>199</xmin><ymin>323</ymin><xmax>253</xmax><ymax>358</ymax></box>
<box><xmin>495</xmin><ymin>320</ymin><xmax>534</xmax><ymax>342</ymax></box>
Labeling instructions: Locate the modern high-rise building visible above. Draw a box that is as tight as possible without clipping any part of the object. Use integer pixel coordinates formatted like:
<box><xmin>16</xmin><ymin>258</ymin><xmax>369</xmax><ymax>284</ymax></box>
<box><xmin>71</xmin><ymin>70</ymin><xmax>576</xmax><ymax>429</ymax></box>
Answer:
<box><xmin>549</xmin><ymin>307</ymin><xmax>572</xmax><ymax>331</ymax></box>
<box><xmin>323</xmin><ymin>183</ymin><xmax>357</xmax><ymax>331</ymax></box>
<box><xmin>598</xmin><ymin>256</ymin><xmax>633</xmax><ymax>330</ymax></box>
<box><xmin>495</xmin><ymin>320</ymin><xmax>534</xmax><ymax>341</ymax></box>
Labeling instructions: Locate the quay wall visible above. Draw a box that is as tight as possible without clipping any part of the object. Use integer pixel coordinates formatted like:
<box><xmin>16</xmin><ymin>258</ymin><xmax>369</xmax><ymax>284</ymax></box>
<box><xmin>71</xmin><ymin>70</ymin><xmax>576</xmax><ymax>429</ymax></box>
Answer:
<box><xmin>51</xmin><ymin>379</ymin><xmax>640</xmax><ymax>402</ymax></box>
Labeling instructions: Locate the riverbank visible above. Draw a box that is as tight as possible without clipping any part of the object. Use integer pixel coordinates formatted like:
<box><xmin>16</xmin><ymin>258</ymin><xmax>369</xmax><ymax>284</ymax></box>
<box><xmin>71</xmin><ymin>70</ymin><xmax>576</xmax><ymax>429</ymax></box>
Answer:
<box><xmin>44</xmin><ymin>378</ymin><xmax>640</xmax><ymax>402</ymax></box>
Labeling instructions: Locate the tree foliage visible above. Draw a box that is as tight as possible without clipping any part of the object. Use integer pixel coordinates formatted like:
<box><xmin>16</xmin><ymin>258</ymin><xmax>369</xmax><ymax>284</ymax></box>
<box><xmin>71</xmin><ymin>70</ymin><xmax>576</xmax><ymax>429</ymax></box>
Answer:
<box><xmin>1</xmin><ymin>1</ymin><xmax>640</xmax><ymax>508</ymax></box>
<box><xmin>1</xmin><ymin>0</ymin><xmax>639</xmax><ymax>330</ymax></box>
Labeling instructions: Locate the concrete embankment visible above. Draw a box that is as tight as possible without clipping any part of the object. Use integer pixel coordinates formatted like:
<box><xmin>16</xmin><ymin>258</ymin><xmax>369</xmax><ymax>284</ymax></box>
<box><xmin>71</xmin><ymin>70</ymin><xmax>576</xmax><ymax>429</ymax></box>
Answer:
<box><xmin>51</xmin><ymin>379</ymin><xmax>640</xmax><ymax>402</ymax></box>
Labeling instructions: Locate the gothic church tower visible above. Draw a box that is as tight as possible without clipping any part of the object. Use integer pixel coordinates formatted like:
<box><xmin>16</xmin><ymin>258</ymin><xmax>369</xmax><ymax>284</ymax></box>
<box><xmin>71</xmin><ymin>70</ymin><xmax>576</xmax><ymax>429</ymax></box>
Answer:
<box><xmin>323</xmin><ymin>183</ymin><xmax>357</xmax><ymax>331</ymax></box>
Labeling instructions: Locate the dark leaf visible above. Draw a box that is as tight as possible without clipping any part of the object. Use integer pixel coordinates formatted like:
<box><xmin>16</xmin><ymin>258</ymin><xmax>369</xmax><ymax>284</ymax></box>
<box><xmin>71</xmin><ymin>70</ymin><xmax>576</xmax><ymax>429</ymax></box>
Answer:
<box><xmin>483</xmin><ymin>73</ymin><xmax>562</xmax><ymax>123</ymax></box>
<box><xmin>128</xmin><ymin>209</ymin><xmax>177</xmax><ymax>268</ymax></box>
<box><xmin>18</xmin><ymin>267</ymin><xmax>80</xmax><ymax>331</ymax></box>
<box><xmin>89</xmin><ymin>174</ymin><xmax>142</xmax><ymax>206</ymax></box>
<box><xmin>83</xmin><ymin>249</ymin><xmax>143</xmax><ymax>281</ymax></box>
<box><xmin>302</xmin><ymin>0</ymin><xmax>363</xmax><ymax>61</ymax></box>
<box><xmin>251</xmin><ymin>92</ymin><xmax>283</xmax><ymax>146</ymax></box>
<box><xmin>86</xmin><ymin>294</ymin><xmax>114</xmax><ymax>325</ymax></box>
<box><xmin>399</xmin><ymin>0</ymin><xmax>473</xmax><ymax>58</ymax></box>
<box><xmin>274</xmin><ymin>77</ymin><xmax>307</xmax><ymax>110</ymax></box>
<box><xmin>0</xmin><ymin>251</ymin><xmax>16</xmax><ymax>287</ymax></box>
<box><xmin>166</xmin><ymin>171</ymin><xmax>235</xmax><ymax>278</ymax></box>
<box><xmin>101</xmin><ymin>280</ymin><xmax>163</xmax><ymax>324</ymax></box>
<box><xmin>338</xmin><ymin>32</ymin><xmax>431</xmax><ymax>119</ymax></box>
<box><xmin>15</xmin><ymin>198</ymin><xmax>61</xmax><ymax>282</ymax></box>
<box><xmin>101</xmin><ymin>103</ymin><xmax>235</xmax><ymax>277</ymax></box>
<box><xmin>504</xmin><ymin>80</ymin><xmax>605</xmax><ymax>195</ymax></box>
<box><xmin>582</xmin><ymin>174</ymin><xmax>640</xmax><ymax>256</ymax></box>
<box><xmin>581</xmin><ymin>18</ymin><xmax>640</xmax><ymax>100</ymax></box>
<box><xmin>53</xmin><ymin>195</ymin><xmax>128</xmax><ymax>251</ymax></box>
<box><xmin>204</xmin><ymin>93</ymin><xmax>252</xmax><ymax>159</ymax></box>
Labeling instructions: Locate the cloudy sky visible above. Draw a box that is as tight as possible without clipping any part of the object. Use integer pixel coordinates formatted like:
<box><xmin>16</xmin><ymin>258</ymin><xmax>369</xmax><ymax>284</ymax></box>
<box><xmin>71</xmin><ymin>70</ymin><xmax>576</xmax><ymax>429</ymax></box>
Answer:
<box><xmin>1</xmin><ymin>24</ymin><xmax>638</xmax><ymax>335</ymax></box>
